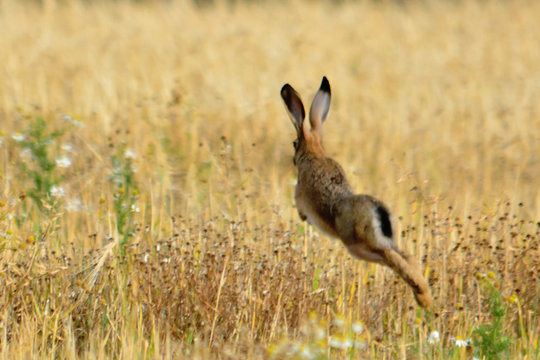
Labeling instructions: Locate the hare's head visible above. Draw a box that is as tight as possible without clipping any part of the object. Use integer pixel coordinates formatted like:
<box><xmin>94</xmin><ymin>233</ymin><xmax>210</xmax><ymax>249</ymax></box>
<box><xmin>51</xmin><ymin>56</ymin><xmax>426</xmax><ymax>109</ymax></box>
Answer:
<box><xmin>281</xmin><ymin>77</ymin><xmax>331</xmax><ymax>165</ymax></box>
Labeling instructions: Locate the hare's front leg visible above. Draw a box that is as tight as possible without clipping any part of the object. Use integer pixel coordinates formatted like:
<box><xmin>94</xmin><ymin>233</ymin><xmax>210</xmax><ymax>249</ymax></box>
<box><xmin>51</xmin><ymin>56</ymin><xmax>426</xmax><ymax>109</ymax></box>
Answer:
<box><xmin>294</xmin><ymin>187</ymin><xmax>308</xmax><ymax>221</ymax></box>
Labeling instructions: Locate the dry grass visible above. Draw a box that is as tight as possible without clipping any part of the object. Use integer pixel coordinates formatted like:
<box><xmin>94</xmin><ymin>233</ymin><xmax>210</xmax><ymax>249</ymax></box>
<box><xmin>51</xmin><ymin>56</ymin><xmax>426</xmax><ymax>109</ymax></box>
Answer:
<box><xmin>0</xmin><ymin>0</ymin><xmax>539</xmax><ymax>358</ymax></box>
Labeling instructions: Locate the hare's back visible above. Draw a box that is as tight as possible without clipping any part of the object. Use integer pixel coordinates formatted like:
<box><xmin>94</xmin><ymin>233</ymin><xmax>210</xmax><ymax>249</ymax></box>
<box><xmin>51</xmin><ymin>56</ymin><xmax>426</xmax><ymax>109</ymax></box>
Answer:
<box><xmin>299</xmin><ymin>157</ymin><xmax>352</xmax><ymax>194</ymax></box>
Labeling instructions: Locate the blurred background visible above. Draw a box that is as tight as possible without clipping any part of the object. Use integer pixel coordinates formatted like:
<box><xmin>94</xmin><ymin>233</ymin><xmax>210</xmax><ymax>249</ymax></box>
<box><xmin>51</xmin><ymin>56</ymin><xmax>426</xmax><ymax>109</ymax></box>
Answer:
<box><xmin>0</xmin><ymin>0</ymin><xmax>539</xmax><ymax>358</ymax></box>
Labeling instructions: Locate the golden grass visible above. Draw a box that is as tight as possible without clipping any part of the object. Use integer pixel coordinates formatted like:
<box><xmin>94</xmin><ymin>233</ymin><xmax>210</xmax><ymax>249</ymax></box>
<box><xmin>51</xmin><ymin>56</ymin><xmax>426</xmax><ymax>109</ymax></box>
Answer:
<box><xmin>0</xmin><ymin>0</ymin><xmax>539</xmax><ymax>358</ymax></box>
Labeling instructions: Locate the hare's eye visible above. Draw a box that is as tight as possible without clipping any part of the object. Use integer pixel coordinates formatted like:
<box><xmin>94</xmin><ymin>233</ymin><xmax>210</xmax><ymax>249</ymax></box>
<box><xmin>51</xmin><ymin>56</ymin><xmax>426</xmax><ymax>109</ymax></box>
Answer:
<box><xmin>292</xmin><ymin>140</ymin><xmax>298</xmax><ymax>149</ymax></box>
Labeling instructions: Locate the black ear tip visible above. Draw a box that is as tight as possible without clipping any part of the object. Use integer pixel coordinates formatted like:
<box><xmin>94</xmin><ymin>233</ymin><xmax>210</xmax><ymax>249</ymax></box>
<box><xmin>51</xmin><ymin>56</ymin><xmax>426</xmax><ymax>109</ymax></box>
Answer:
<box><xmin>281</xmin><ymin>84</ymin><xmax>292</xmax><ymax>98</ymax></box>
<box><xmin>320</xmin><ymin>76</ymin><xmax>331</xmax><ymax>94</ymax></box>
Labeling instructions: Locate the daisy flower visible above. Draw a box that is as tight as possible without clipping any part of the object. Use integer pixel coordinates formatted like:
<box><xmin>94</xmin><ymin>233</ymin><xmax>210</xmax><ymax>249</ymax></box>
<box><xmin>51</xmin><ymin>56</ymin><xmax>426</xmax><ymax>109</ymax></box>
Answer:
<box><xmin>61</xmin><ymin>143</ymin><xmax>73</xmax><ymax>152</ymax></box>
<box><xmin>56</xmin><ymin>156</ymin><xmax>72</xmax><ymax>168</ymax></box>
<box><xmin>450</xmin><ymin>336</ymin><xmax>471</xmax><ymax>347</ymax></box>
<box><xmin>50</xmin><ymin>185</ymin><xmax>66</xmax><ymax>198</ymax></box>
<box><xmin>329</xmin><ymin>336</ymin><xmax>352</xmax><ymax>349</ymax></box>
<box><xmin>124</xmin><ymin>148</ymin><xmax>136</xmax><ymax>159</ymax></box>
<box><xmin>12</xmin><ymin>133</ymin><xmax>25</xmax><ymax>142</ymax></box>
<box><xmin>66</xmin><ymin>198</ymin><xmax>82</xmax><ymax>212</ymax></box>
<box><xmin>428</xmin><ymin>331</ymin><xmax>440</xmax><ymax>344</ymax></box>
<box><xmin>352</xmin><ymin>322</ymin><xmax>364</xmax><ymax>334</ymax></box>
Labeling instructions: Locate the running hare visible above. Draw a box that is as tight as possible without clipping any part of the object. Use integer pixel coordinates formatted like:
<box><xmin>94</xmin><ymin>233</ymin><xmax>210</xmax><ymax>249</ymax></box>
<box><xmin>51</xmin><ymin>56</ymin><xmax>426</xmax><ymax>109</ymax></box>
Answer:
<box><xmin>281</xmin><ymin>77</ymin><xmax>432</xmax><ymax>308</ymax></box>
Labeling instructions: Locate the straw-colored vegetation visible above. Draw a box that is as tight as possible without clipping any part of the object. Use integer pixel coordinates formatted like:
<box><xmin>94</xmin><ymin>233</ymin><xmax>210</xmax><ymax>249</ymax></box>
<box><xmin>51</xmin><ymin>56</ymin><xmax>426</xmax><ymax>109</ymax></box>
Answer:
<box><xmin>0</xmin><ymin>0</ymin><xmax>539</xmax><ymax>358</ymax></box>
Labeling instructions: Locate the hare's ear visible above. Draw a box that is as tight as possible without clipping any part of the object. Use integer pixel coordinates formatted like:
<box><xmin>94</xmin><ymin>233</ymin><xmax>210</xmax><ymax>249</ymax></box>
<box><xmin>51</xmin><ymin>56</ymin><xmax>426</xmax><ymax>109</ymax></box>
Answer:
<box><xmin>281</xmin><ymin>84</ymin><xmax>305</xmax><ymax>134</ymax></box>
<box><xmin>309</xmin><ymin>76</ymin><xmax>331</xmax><ymax>138</ymax></box>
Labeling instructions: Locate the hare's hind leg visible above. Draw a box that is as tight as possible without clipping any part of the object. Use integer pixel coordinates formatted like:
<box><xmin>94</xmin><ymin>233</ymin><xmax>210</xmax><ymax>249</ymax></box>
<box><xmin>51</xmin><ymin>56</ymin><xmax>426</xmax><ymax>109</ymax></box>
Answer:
<box><xmin>381</xmin><ymin>248</ymin><xmax>433</xmax><ymax>308</ymax></box>
<box><xmin>345</xmin><ymin>243</ymin><xmax>386</xmax><ymax>263</ymax></box>
<box><xmin>344</xmin><ymin>240</ymin><xmax>432</xmax><ymax>307</ymax></box>
<box><xmin>336</xmin><ymin>197</ymin><xmax>432</xmax><ymax>307</ymax></box>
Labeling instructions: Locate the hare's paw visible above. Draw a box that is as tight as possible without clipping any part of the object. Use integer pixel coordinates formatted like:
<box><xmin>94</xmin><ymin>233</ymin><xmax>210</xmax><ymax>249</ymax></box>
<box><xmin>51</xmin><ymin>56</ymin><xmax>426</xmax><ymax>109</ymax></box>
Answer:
<box><xmin>414</xmin><ymin>289</ymin><xmax>433</xmax><ymax>308</ymax></box>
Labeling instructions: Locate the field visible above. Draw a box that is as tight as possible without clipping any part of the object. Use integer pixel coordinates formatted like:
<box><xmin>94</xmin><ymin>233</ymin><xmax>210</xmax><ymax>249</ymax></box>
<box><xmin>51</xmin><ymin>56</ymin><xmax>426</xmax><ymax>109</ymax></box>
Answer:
<box><xmin>0</xmin><ymin>0</ymin><xmax>539</xmax><ymax>358</ymax></box>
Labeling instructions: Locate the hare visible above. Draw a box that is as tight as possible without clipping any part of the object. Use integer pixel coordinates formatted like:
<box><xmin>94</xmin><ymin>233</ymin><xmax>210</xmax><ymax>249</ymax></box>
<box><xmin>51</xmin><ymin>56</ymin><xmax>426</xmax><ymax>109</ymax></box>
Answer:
<box><xmin>280</xmin><ymin>77</ymin><xmax>433</xmax><ymax>308</ymax></box>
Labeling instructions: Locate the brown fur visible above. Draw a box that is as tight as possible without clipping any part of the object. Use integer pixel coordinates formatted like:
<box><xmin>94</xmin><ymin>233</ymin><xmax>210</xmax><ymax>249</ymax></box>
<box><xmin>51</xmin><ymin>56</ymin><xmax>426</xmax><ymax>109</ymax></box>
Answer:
<box><xmin>281</xmin><ymin>77</ymin><xmax>433</xmax><ymax>308</ymax></box>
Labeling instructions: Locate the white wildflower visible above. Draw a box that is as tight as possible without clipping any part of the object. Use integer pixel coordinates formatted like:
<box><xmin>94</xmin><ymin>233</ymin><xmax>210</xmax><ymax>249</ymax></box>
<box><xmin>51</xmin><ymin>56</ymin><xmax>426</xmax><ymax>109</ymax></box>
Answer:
<box><xmin>329</xmin><ymin>337</ymin><xmax>352</xmax><ymax>349</ymax></box>
<box><xmin>12</xmin><ymin>133</ymin><xmax>25</xmax><ymax>142</ymax></box>
<box><xmin>66</xmin><ymin>198</ymin><xmax>82</xmax><ymax>213</ymax></box>
<box><xmin>131</xmin><ymin>204</ymin><xmax>140</xmax><ymax>213</ymax></box>
<box><xmin>332</xmin><ymin>317</ymin><xmax>345</xmax><ymax>327</ymax></box>
<box><xmin>124</xmin><ymin>148</ymin><xmax>136</xmax><ymax>159</ymax></box>
<box><xmin>450</xmin><ymin>336</ymin><xmax>470</xmax><ymax>347</ymax></box>
<box><xmin>352</xmin><ymin>322</ymin><xmax>364</xmax><ymax>334</ymax></box>
<box><xmin>56</xmin><ymin>156</ymin><xmax>72</xmax><ymax>168</ymax></box>
<box><xmin>63</xmin><ymin>115</ymin><xmax>85</xmax><ymax>128</ymax></box>
<box><xmin>428</xmin><ymin>331</ymin><xmax>440</xmax><ymax>344</ymax></box>
<box><xmin>61</xmin><ymin>143</ymin><xmax>73</xmax><ymax>152</ymax></box>
<box><xmin>50</xmin><ymin>185</ymin><xmax>66</xmax><ymax>198</ymax></box>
